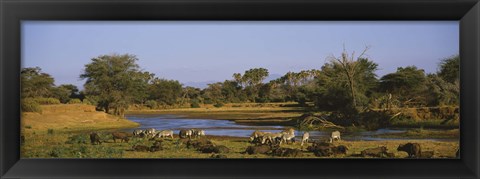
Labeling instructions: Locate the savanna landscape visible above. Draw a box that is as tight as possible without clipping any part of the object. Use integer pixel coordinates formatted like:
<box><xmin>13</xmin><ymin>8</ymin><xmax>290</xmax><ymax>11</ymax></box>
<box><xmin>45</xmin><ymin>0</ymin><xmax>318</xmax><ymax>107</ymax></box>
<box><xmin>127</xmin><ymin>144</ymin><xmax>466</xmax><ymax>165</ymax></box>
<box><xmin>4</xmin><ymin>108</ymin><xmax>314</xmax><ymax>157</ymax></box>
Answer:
<box><xmin>21</xmin><ymin>22</ymin><xmax>460</xmax><ymax>159</ymax></box>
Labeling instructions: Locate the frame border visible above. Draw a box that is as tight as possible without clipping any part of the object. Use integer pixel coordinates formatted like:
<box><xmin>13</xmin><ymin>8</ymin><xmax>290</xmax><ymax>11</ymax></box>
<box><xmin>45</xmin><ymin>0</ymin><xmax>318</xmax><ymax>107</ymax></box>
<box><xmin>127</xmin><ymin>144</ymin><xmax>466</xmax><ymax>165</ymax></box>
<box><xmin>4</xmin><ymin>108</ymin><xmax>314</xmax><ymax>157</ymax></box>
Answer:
<box><xmin>1</xmin><ymin>0</ymin><xmax>479</xmax><ymax>178</ymax></box>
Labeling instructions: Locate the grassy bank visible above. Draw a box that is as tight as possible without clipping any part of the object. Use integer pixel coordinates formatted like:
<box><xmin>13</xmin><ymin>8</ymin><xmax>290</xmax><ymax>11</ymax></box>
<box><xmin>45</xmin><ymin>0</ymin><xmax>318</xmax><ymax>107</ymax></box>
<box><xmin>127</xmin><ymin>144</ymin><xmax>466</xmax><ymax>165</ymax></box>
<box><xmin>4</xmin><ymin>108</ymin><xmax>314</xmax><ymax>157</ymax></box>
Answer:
<box><xmin>22</xmin><ymin>104</ymin><xmax>139</xmax><ymax>134</ymax></box>
<box><xmin>21</xmin><ymin>132</ymin><xmax>458</xmax><ymax>159</ymax></box>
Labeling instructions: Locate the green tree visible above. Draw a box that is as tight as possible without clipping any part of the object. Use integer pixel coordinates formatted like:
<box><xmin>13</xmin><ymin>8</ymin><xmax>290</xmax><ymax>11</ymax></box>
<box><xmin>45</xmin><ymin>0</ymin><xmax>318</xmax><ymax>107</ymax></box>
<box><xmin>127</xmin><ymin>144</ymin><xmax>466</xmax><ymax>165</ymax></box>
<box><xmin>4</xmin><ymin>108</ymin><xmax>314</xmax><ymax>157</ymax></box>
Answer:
<box><xmin>424</xmin><ymin>74</ymin><xmax>459</xmax><ymax>106</ymax></box>
<box><xmin>241</xmin><ymin>68</ymin><xmax>269</xmax><ymax>102</ymax></box>
<box><xmin>80</xmin><ymin>54</ymin><xmax>152</xmax><ymax>117</ymax></box>
<box><xmin>379</xmin><ymin>66</ymin><xmax>427</xmax><ymax>106</ymax></box>
<box><xmin>21</xmin><ymin>67</ymin><xmax>55</xmax><ymax>98</ymax></box>
<box><xmin>148</xmin><ymin>78</ymin><xmax>183</xmax><ymax>106</ymax></box>
<box><xmin>438</xmin><ymin>55</ymin><xmax>460</xmax><ymax>83</ymax></box>
<box><xmin>314</xmin><ymin>57</ymin><xmax>378</xmax><ymax>112</ymax></box>
<box><xmin>52</xmin><ymin>84</ymin><xmax>81</xmax><ymax>103</ymax></box>
<box><xmin>327</xmin><ymin>46</ymin><xmax>371</xmax><ymax>108</ymax></box>
<box><xmin>203</xmin><ymin>82</ymin><xmax>224</xmax><ymax>104</ymax></box>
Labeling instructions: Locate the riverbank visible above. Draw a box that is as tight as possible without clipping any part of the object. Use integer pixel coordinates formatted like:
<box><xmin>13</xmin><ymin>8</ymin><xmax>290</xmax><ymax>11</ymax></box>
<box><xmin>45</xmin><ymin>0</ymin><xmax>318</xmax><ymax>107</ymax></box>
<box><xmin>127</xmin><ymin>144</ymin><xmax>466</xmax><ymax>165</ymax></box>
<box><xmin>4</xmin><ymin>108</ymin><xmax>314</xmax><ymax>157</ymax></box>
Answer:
<box><xmin>126</xmin><ymin>103</ymin><xmax>304</xmax><ymax>126</ymax></box>
<box><xmin>21</xmin><ymin>133</ymin><xmax>458</xmax><ymax>159</ymax></box>
<box><xmin>22</xmin><ymin>104</ymin><xmax>140</xmax><ymax>134</ymax></box>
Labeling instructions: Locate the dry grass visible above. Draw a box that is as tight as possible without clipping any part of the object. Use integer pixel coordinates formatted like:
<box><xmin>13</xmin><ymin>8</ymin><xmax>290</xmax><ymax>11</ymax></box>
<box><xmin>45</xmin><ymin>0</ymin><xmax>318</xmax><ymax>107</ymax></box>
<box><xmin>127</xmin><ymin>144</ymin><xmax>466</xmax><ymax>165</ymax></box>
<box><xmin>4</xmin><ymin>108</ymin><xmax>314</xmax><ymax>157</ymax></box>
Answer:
<box><xmin>21</xmin><ymin>104</ymin><xmax>139</xmax><ymax>133</ymax></box>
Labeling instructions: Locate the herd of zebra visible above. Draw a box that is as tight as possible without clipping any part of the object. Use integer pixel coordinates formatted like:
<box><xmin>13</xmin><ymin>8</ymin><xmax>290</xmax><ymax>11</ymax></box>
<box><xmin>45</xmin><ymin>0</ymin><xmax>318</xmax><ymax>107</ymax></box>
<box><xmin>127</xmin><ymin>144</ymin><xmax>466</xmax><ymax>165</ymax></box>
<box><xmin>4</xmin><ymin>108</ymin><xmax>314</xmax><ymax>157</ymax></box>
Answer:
<box><xmin>249</xmin><ymin>129</ymin><xmax>341</xmax><ymax>146</ymax></box>
<box><xmin>132</xmin><ymin>128</ymin><xmax>206</xmax><ymax>139</ymax></box>
<box><xmin>130</xmin><ymin>127</ymin><xmax>342</xmax><ymax>146</ymax></box>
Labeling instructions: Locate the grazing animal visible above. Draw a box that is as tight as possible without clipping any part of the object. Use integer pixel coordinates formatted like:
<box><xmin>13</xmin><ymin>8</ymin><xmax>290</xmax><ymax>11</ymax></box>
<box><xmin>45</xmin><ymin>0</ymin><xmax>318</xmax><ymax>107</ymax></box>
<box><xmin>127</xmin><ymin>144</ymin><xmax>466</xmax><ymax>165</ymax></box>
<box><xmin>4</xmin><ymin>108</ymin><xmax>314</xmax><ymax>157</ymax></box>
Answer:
<box><xmin>179</xmin><ymin>129</ymin><xmax>193</xmax><ymax>139</ymax></box>
<box><xmin>112</xmin><ymin>132</ymin><xmax>131</xmax><ymax>143</ymax></box>
<box><xmin>244</xmin><ymin>145</ymin><xmax>272</xmax><ymax>155</ymax></box>
<box><xmin>456</xmin><ymin>149</ymin><xmax>460</xmax><ymax>158</ymax></box>
<box><xmin>144</xmin><ymin>128</ymin><xmax>156</xmax><ymax>138</ymax></box>
<box><xmin>301</xmin><ymin>132</ymin><xmax>309</xmax><ymax>146</ymax></box>
<box><xmin>261</xmin><ymin>133</ymin><xmax>283</xmax><ymax>145</ymax></box>
<box><xmin>132</xmin><ymin>145</ymin><xmax>150</xmax><ymax>152</ymax></box>
<box><xmin>332</xmin><ymin>145</ymin><xmax>348</xmax><ymax>155</ymax></box>
<box><xmin>250</xmin><ymin>130</ymin><xmax>270</xmax><ymax>142</ymax></box>
<box><xmin>133</xmin><ymin>129</ymin><xmax>144</xmax><ymax>137</ymax></box>
<box><xmin>397</xmin><ymin>143</ymin><xmax>422</xmax><ymax>158</ymax></box>
<box><xmin>307</xmin><ymin>142</ymin><xmax>347</xmax><ymax>157</ymax></box>
<box><xmin>191</xmin><ymin>129</ymin><xmax>205</xmax><ymax>138</ymax></box>
<box><xmin>330</xmin><ymin>131</ymin><xmax>341</xmax><ymax>142</ymax></box>
<box><xmin>89</xmin><ymin>132</ymin><xmax>102</xmax><ymax>145</ymax></box>
<box><xmin>156</xmin><ymin>130</ymin><xmax>174</xmax><ymax>139</ymax></box>
<box><xmin>280</xmin><ymin>132</ymin><xmax>295</xmax><ymax>144</ymax></box>
<box><xmin>186</xmin><ymin>138</ymin><xmax>213</xmax><ymax>149</ymax></box>
<box><xmin>271</xmin><ymin>147</ymin><xmax>303</xmax><ymax>157</ymax></box>
<box><xmin>361</xmin><ymin>146</ymin><xmax>389</xmax><ymax>158</ymax></box>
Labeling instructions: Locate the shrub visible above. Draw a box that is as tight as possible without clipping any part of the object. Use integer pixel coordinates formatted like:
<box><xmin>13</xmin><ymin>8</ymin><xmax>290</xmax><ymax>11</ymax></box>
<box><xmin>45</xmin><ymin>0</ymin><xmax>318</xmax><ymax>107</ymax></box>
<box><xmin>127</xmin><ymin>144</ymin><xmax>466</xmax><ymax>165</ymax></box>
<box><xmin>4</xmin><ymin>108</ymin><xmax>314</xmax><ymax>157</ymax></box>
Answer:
<box><xmin>33</xmin><ymin>97</ymin><xmax>61</xmax><ymax>105</ymax></box>
<box><xmin>145</xmin><ymin>100</ymin><xmax>158</xmax><ymax>109</ymax></box>
<box><xmin>68</xmin><ymin>98</ymin><xmax>82</xmax><ymax>104</ymax></box>
<box><xmin>213</xmin><ymin>103</ymin><xmax>224</xmax><ymax>108</ymax></box>
<box><xmin>65</xmin><ymin>134</ymin><xmax>88</xmax><ymax>144</ymax></box>
<box><xmin>47</xmin><ymin>129</ymin><xmax>54</xmax><ymax>135</ymax></box>
<box><xmin>190</xmin><ymin>99</ymin><xmax>200</xmax><ymax>108</ymax></box>
<box><xmin>82</xmin><ymin>96</ymin><xmax>98</xmax><ymax>106</ymax></box>
<box><xmin>49</xmin><ymin>147</ymin><xmax>63</xmax><ymax>158</ymax></box>
<box><xmin>21</xmin><ymin>98</ymin><xmax>42</xmax><ymax>113</ymax></box>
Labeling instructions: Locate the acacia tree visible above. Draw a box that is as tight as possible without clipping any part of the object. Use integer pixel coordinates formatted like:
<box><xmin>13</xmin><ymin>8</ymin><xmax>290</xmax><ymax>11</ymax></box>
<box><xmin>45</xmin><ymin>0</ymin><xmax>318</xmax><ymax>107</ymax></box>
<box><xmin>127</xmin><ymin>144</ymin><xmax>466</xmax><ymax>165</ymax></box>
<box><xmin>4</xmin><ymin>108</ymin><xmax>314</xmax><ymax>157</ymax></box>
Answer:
<box><xmin>80</xmin><ymin>54</ymin><xmax>152</xmax><ymax>117</ymax></box>
<box><xmin>326</xmin><ymin>46</ymin><xmax>372</xmax><ymax>109</ymax></box>
<box><xmin>438</xmin><ymin>55</ymin><xmax>460</xmax><ymax>83</ymax></box>
<box><xmin>242</xmin><ymin>68</ymin><xmax>269</xmax><ymax>102</ymax></box>
<box><xmin>21</xmin><ymin>67</ymin><xmax>55</xmax><ymax>98</ymax></box>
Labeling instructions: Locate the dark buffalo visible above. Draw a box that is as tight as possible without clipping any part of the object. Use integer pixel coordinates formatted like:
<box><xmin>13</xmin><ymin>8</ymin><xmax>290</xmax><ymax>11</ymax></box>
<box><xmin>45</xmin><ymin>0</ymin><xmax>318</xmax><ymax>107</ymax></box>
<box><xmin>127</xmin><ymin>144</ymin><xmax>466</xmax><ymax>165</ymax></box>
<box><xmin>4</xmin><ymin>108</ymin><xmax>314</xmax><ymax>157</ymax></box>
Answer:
<box><xmin>397</xmin><ymin>143</ymin><xmax>421</xmax><ymax>158</ymax></box>
<box><xmin>89</xmin><ymin>132</ymin><xmax>102</xmax><ymax>145</ymax></box>
<box><xmin>112</xmin><ymin>132</ymin><xmax>131</xmax><ymax>143</ymax></box>
<box><xmin>244</xmin><ymin>145</ymin><xmax>272</xmax><ymax>155</ymax></box>
<box><xmin>361</xmin><ymin>146</ymin><xmax>389</xmax><ymax>158</ymax></box>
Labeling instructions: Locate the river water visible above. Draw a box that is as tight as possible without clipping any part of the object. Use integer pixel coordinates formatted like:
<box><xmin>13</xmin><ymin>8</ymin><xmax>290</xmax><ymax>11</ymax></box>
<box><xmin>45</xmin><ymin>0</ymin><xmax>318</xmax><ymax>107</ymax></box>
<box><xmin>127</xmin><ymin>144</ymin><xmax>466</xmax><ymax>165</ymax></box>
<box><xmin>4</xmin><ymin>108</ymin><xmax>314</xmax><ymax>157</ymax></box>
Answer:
<box><xmin>125</xmin><ymin>114</ymin><xmax>454</xmax><ymax>141</ymax></box>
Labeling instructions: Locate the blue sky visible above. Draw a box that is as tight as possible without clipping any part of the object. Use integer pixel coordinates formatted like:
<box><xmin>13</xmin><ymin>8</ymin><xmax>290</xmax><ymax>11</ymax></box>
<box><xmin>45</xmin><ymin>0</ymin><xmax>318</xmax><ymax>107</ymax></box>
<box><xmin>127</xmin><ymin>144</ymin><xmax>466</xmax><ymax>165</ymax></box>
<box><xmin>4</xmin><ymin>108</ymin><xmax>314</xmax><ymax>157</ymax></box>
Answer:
<box><xmin>22</xmin><ymin>21</ymin><xmax>459</xmax><ymax>89</ymax></box>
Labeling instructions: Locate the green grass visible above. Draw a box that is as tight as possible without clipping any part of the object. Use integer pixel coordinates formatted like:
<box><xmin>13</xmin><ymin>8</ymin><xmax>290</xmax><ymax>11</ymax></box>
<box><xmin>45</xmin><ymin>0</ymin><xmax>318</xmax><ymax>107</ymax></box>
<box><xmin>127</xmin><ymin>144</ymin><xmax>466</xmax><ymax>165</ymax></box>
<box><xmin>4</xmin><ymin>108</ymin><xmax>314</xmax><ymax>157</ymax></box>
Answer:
<box><xmin>21</xmin><ymin>131</ymin><xmax>459</xmax><ymax>159</ymax></box>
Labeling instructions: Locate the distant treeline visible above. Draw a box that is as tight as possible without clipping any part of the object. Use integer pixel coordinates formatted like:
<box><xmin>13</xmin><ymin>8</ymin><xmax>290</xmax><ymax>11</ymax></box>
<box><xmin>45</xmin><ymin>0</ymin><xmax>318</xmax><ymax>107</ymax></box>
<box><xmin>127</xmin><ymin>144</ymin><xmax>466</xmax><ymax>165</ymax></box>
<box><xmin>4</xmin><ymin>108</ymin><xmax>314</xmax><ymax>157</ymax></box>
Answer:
<box><xmin>21</xmin><ymin>48</ymin><xmax>459</xmax><ymax>117</ymax></box>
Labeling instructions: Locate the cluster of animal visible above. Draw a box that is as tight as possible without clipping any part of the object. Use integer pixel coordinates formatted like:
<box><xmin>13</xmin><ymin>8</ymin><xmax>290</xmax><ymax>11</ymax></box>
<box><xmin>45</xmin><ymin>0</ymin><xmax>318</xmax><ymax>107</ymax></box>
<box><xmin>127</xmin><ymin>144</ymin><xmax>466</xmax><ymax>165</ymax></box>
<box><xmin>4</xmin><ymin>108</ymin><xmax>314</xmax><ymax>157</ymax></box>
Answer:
<box><xmin>131</xmin><ymin>140</ymin><xmax>163</xmax><ymax>152</ymax></box>
<box><xmin>249</xmin><ymin>129</ymin><xmax>341</xmax><ymax>146</ymax></box>
<box><xmin>178</xmin><ymin>138</ymin><xmax>230</xmax><ymax>154</ymax></box>
<box><xmin>88</xmin><ymin>129</ymin><xmax>447</xmax><ymax>158</ymax></box>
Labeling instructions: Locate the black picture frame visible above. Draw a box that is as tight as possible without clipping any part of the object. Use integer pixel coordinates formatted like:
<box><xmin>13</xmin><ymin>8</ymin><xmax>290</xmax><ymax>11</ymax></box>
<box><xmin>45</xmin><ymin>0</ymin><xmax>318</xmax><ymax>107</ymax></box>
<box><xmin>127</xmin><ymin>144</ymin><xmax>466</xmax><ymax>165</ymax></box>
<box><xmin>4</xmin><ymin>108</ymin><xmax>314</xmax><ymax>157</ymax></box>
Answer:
<box><xmin>1</xmin><ymin>0</ymin><xmax>479</xmax><ymax>178</ymax></box>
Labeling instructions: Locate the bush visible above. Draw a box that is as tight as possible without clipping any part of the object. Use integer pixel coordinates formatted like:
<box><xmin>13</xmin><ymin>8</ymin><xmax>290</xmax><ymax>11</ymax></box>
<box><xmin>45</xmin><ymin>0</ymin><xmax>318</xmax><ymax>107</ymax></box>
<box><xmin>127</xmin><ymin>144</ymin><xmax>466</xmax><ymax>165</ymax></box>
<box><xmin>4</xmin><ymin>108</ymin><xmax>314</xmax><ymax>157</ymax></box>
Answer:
<box><xmin>213</xmin><ymin>103</ymin><xmax>224</xmax><ymax>108</ymax></box>
<box><xmin>33</xmin><ymin>97</ymin><xmax>61</xmax><ymax>105</ymax></box>
<box><xmin>68</xmin><ymin>98</ymin><xmax>82</xmax><ymax>104</ymax></box>
<box><xmin>145</xmin><ymin>100</ymin><xmax>158</xmax><ymax>109</ymax></box>
<box><xmin>21</xmin><ymin>98</ymin><xmax>42</xmax><ymax>113</ymax></box>
<box><xmin>65</xmin><ymin>134</ymin><xmax>88</xmax><ymax>144</ymax></box>
<box><xmin>47</xmin><ymin>129</ymin><xmax>54</xmax><ymax>135</ymax></box>
<box><xmin>82</xmin><ymin>96</ymin><xmax>98</xmax><ymax>106</ymax></box>
<box><xmin>190</xmin><ymin>99</ymin><xmax>200</xmax><ymax>108</ymax></box>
